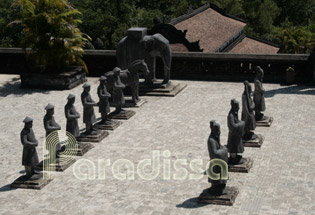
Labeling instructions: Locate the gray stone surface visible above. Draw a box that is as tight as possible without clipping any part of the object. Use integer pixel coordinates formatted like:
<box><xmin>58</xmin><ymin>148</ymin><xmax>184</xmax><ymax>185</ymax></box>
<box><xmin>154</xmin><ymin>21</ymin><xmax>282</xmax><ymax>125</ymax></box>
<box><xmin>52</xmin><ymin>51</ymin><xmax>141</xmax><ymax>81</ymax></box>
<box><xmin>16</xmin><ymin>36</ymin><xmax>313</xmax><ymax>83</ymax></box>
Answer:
<box><xmin>228</xmin><ymin>157</ymin><xmax>254</xmax><ymax>173</ymax></box>
<box><xmin>243</xmin><ymin>134</ymin><xmax>265</xmax><ymax>148</ymax></box>
<box><xmin>256</xmin><ymin>116</ymin><xmax>273</xmax><ymax>127</ymax></box>
<box><xmin>1</xmin><ymin>75</ymin><xmax>315</xmax><ymax>214</ymax></box>
<box><xmin>108</xmin><ymin>110</ymin><xmax>136</xmax><ymax>120</ymax></box>
<box><xmin>198</xmin><ymin>186</ymin><xmax>239</xmax><ymax>206</ymax></box>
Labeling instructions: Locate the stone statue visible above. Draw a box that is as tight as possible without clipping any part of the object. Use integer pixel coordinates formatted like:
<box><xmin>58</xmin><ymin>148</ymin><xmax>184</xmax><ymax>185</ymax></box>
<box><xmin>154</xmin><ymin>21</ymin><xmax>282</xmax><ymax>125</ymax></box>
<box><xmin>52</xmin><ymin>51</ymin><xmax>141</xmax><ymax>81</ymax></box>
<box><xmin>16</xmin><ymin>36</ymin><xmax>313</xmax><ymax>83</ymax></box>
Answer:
<box><xmin>241</xmin><ymin>81</ymin><xmax>256</xmax><ymax>140</ymax></box>
<box><xmin>81</xmin><ymin>83</ymin><xmax>97</xmax><ymax>135</ymax></box>
<box><xmin>116</xmin><ymin>28</ymin><xmax>172</xmax><ymax>86</ymax></box>
<box><xmin>254</xmin><ymin>66</ymin><xmax>266</xmax><ymax>121</ymax></box>
<box><xmin>207</xmin><ymin>120</ymin><xmax>229</xmax><ymax>195</ymax></box>
<box><xmin>105</xmin><ymin>60</ymin><xmax>149</xmax><ymax>104</ymax></box>
<box><xmin>43</xmin><ymin>103</ymin><xmax>61</xmax><ymax>137</ymax></box>
<box><xmin>112</xmin><ymin>67</ymin><xmax>126</xmax><ymax>113</ymax></box>
<box><xmin>227</xmin><ymin>99</ymin><xmax>245</xmax><ymax>165</ymax></box>
<box><xmin>97</xmin><ymin>76</ymin><xmax>111</xmax><ymax>124</ymax></box>
<box><xmin>21</xmin><ymin>117</ymin><xmax>40</xmax><ymax>179</ymax></box>
<box><xmin>65</xmin><ymin>94</ymin><xmax>80</xmax><ymax>138</ymax></box>
<box><xmin>44</xmin><ymin>103</ymin><xmax>63</xmax><ymax>160</ymax></box>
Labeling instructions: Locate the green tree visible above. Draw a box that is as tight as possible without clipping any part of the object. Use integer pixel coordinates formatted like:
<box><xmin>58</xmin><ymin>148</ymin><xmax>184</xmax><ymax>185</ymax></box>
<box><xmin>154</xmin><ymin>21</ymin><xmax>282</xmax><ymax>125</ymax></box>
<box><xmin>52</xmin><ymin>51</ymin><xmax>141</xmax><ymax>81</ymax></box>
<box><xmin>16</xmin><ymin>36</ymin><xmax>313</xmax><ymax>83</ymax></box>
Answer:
<box><xmin>210</xmin><ymin>0</ymin><xmax>245</xmax><ymax>17</ymax></box>
<box><xmin>276</xmin><ymin>27</ymin><xmax>315</xmax><ymax>54</ymax></box>
<box><xmin>71</xmin><ymin>0</ymin><xmax>137</xmax><ymax>49</ymax></box>
<box><xmin>273</xmin><ymin>0</ymin><xmax>315</xmax><ymax>26</ymax></box>
<box><xmin>9</xmin><ymin>0</ymin><xmax>90</xmax><ymax>72</ymax></box>
<box><xmin>0</xmin><ymin>0</ymin><xmax>22</xmax><ymax>47</ymax></box>
<box><xmin>243</xmin><ymin>0</ymin><xmax>280</xmax><ymax>40</ymax></box>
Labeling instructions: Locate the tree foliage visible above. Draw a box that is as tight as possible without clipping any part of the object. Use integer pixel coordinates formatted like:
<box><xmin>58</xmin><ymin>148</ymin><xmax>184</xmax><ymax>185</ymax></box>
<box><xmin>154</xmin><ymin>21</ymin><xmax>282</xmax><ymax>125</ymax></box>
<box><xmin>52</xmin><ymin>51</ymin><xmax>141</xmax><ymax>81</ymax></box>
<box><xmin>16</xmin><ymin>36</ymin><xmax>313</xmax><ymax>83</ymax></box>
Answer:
<box><xmin>9</xmin><ymin>0</ymin><xmax>90</xmax><ymax>72</ymax></box>
<box><xmin>1</xmin><ymin>0</ymin><xmax>315</xmax><ymax>53</ymax></box>
<box><xmin>276</xmin><ymin>27</ymin><xmax>315</xmax><ymax>54</ymax></box>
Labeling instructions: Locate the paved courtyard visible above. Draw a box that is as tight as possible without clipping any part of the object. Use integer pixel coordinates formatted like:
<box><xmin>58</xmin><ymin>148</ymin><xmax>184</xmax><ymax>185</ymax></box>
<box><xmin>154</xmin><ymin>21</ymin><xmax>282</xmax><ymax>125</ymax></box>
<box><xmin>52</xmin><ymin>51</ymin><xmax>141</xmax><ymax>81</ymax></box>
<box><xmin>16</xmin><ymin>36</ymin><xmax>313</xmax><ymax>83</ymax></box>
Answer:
<box><xmin>0</xmin><ymin>75</ymin><xmax>315</xmax><ymax>215</ymax></box>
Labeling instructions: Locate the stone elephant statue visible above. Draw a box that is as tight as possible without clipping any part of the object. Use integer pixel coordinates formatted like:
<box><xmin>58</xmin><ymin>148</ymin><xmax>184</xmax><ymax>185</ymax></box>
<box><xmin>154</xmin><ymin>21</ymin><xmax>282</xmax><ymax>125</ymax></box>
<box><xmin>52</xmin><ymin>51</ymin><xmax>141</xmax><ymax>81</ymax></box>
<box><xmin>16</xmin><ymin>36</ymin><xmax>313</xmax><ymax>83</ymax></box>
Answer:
<box><xmin>117</xmin><ymin>32</ymin><xmax>172</xmax><ymax>86</ymax></box>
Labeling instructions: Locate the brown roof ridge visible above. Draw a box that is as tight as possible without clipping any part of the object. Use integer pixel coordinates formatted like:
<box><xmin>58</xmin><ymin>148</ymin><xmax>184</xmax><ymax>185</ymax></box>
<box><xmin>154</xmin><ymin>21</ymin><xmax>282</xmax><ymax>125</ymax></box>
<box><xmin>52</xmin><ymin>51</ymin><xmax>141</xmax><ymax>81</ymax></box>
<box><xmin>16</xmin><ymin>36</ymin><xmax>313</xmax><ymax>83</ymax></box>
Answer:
<box><xmin>169</xmin><ymin>2</ymin><xmax>247</xmax><ymax>26</ymax></box>
<box><xmin>246</xmin><ymin>35</ymin><xmax>280</xmax><ymax>48</ymax></box>
<box><xmin>220</xmin><ymin>33</ymin><xmax>247</xmax><ymax>52</ymax></box>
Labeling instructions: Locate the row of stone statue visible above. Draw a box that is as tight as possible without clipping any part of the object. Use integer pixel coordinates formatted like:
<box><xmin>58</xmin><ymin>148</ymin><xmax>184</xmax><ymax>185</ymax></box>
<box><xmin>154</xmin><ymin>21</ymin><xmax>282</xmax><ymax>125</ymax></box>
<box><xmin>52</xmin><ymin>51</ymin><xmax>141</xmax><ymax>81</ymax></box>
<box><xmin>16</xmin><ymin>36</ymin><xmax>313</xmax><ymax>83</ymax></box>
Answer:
<box><xmin>12</xmin><ymin>71</ymin><xmax>138</xmax><ymax>187</ymax></box>
<box><xmin>200</xmin><ymin>66</ymin><xmax>273</xmax><ymax>205</ymax></box>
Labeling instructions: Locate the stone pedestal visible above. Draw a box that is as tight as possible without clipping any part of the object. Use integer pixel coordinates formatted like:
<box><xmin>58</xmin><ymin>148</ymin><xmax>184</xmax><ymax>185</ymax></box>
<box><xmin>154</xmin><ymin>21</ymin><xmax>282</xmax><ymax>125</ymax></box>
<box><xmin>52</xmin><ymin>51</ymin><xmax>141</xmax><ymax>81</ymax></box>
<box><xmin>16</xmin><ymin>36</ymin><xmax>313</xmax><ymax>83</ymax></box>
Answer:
<box><xmin>123</xmin><ymin>99</ymin><xmax>147</xmax><ymax>108</ymax></box>
<box><xmin>73</xmin><ymin>142</ymin><xmax>94</xmax><ymax>156</ymax></box>
<box><xmin>77</xmin><ymin>130</ymin><xmax>109</xmax><ymax>143</ymax></box>
<box><xmin>20</xmin><ymin>67</ymin><xmax>86</xmax><ymax>90</ymax></box>
<box><xmin>256</xmin><ymin>116</ymin><xmax>273</xmax><ymax>127</ymax></box>
<box><xmin>228</xmin><ymin>157</ymin><xmax>253</xmax><ymax>173</ymax></box>
<box><xmin>94</xmin><ymin>120</ymin><xmax>122</xmax><ymax>130</ymax></box>
<box><xmin>11</xmin><ymin>173</ymin><xmax>53</xmax><ymax>190</ymax></box>
<box><xmin>243</xmin><ymin>134</ymin><xmax>264</xmax><ymax>148</ymax></box>
<box><xmin>198</xmin><ymin>186</ymin><xmax>239</xmax><ymax>206</ymax></box>
<box><xmin>139</xmin><ymin>81</ymin><xmax>187</xmax><ymax>97</ymax></box>
<box><xmin>108</xmin><ymin>110</ymin><xmax>136</xmax><ymax>120</ymax></box>
<box><xmin>37</xmin><ymin>157</ymin><xmax>76</xmax><ymax>172</ymax></box>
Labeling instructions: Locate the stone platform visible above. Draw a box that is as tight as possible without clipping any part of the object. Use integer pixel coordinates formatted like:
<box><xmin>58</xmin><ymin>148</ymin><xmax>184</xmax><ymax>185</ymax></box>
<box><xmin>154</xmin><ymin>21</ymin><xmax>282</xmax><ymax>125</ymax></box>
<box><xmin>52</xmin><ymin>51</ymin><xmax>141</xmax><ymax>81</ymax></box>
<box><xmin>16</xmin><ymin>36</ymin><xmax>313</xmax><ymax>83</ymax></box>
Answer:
<box><xmin>243</xmin><ymin>134</ymin><xmax>264</xmax><ymax>148</ymax></box>
<box><xmin>228</xmin><ymin>157</ymin><xmax>254</xmax><ymax>173</ymax></box>
<box><xmin>77</xmin><ymin>130</ymin><xmax>109</xmax><ymax>143</ymax></box>
<box><xmin>108</xmin><ymin>110</ymin><xmax>136</xmax><ymax>120</ymax></box>
<box><xmin>139</xmin><ymin>81</ymin><xmax>187</xmax><ymax>97</ymax></box>
<box><xmin>73</xmin><ymin>142</ymin><xmax>94</xmax><ymax>156</ymax></box>
<box><xmin>11</xmin><ymin>174</ymin><xmax>53</xmax><ymax>190</ymax></box>
<box><xmin>36</xmin><ymin>158</ymin><xmax>76</xmax><ymax>172</ymax></box>
<box><xmin>124</xmin><ymin>99</ymin><xmax>147</xmax><ymax>108</ymax></box>
<box><xmin>256</xmin><ymin>116</ymin><xmax>273</xmax><ymax>127</ymax></box>
<box><xmin>198</xmin><ymin>186</ymin><xmax>239</xmax><ymax>206</ymax></box>
<box><xmin>94</xmin><ymin>120</ymin><xmax>122</xmax><ymax>130</ymax></box>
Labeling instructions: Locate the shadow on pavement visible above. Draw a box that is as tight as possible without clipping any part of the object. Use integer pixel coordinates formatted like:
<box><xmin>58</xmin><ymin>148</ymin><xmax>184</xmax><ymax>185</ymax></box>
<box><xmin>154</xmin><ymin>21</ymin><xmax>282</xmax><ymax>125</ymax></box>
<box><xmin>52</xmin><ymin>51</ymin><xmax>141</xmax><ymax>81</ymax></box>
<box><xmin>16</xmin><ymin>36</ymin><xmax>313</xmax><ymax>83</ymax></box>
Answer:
<box><xmin>176</xmin><ymin>197</ymin><xmax>208</xmax><ymax>209</ymax></box>
<box><xmin>0</xmin><ymin>77</ymin><xmax>49</xmax><ymax>97</ymax></box>
<box><xmin>265</xmin><ymin>85</ymin><xmax>315</xmax><ymax>98</ymax></box>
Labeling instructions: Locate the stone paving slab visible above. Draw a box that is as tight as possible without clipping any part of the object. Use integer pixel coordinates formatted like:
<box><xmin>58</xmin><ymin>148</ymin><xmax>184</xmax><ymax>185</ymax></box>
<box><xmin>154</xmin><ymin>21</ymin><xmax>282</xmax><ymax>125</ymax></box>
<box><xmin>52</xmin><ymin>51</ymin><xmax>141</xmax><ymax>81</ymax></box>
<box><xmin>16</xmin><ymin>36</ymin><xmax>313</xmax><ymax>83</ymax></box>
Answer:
<box><xmin>1</xmin><ymin>75</ymin><xmax>315</xmax><ymax>214</ymax></box>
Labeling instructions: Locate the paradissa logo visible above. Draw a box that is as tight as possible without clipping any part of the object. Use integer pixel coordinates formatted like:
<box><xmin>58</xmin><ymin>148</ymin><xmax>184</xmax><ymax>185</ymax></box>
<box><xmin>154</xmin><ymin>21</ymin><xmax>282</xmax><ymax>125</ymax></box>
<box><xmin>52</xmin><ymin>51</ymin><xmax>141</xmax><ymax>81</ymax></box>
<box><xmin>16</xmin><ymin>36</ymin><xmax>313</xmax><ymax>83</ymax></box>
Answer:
<box><xmin>43</xmin><ymin>130</ymin><xmax>78</xmax><ymax>178</ymax></box>
<box><xmin>72</xmin><ymin>150</ymin><xmax>228</xmax><ymax>181</ymax></box>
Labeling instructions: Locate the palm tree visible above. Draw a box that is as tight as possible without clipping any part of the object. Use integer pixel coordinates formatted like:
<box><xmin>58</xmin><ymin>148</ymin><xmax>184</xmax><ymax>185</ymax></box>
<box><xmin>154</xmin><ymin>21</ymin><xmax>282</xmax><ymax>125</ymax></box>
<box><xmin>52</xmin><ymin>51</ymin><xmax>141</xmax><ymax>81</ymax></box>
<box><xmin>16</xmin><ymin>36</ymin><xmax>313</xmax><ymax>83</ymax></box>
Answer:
<box><xmin>276</xmin><ymin>27</ymin><xmax>315</xmax><ymax>54</ymax></box>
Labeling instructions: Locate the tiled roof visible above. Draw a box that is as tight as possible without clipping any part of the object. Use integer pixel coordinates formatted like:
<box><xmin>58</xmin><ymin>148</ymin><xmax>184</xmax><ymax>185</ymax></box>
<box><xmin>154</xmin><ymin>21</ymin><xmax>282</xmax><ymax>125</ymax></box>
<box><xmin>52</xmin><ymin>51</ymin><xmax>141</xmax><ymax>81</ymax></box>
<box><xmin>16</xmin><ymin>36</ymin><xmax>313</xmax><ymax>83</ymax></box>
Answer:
<box><xmin>174</xmin><ymin>7</ymin><xmax>246</xmax><ymax>53</ymax></box>
<box><xmin>170</xmin><ymin>43</ymin><xmax>189</xmax><ymax>52</ymax></box>
<box><xmin>229</xmin><ymin>37</ymin><xmax>279</xmax><ymax>54</ymax></box>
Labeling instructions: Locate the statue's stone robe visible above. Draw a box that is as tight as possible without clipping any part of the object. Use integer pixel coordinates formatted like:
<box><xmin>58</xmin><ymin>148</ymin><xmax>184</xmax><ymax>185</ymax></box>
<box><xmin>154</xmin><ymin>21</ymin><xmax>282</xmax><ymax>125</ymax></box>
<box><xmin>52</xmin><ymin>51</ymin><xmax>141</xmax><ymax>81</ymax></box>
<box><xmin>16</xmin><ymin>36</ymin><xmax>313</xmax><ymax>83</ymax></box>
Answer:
<box><xmin>207</xmin><ymin>134</ymin><xmax>228</xmax><ymax>185</ymax></box>
<box><xmin>112</xmin><ymin>76</ymin><xmax>125</xmax><ymax>106</ymax></box>
<box><xmin>254</xmin><ymin>77</ymin><xmax>266</xmax><ymax>112</ymax></box>
<box><xmin>65</xmin><ymin>104</ymin><xmax>80</xmax><ymax>138</ymax></box>
<box><xmin>81</xmin><ymin>91</ymin><xmax>96</xmax><ymax>125</ymax></box>
<box><xmin>43</xmin><ymin>115</ymin><xmax>60</xmax><ymax>137</ymax></box>
<box><xmin>227</xmin><ymin>110</ymin><xmax>245</xmax><ymax>153</ymax></box>
<box><xmin>97</xmin><ymin>84</ymin><xmax>111</xmax><ymax>114</ymax></box>
<box><xmin>241</xmin><ymin>93</ymin><xmax>256</xmax><ymax>133</ymax></box>
<box><xmin>20</xmin><ymin>128</ymin><xmax>39</xmax><ymax>167</ymax></box>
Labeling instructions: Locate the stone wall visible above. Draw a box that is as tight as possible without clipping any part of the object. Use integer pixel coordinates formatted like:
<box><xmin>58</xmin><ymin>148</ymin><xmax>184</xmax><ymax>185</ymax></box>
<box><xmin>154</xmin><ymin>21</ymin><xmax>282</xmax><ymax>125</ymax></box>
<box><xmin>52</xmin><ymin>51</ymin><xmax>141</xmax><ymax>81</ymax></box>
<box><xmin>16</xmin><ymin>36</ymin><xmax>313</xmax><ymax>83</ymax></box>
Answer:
<box><xmin>0</xmin><ymin>48</ymin><xmax>311</xmax><ymax>83</ymax></box>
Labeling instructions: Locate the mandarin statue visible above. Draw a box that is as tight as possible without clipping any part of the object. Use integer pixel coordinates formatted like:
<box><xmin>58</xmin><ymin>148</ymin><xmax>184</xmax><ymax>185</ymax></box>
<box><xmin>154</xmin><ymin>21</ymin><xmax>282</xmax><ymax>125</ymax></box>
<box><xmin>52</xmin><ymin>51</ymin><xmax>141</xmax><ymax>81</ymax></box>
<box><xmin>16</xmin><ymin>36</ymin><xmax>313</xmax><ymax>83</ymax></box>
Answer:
<box><xmin>43</xmin><ymin>103</ymin><xmax>63</xmax><ymax>160</ymax></box>
<box><xmin>207</xmin><ymin>121</ymin><xmax>229</xmax><ymax>195</ymax></box>
<box><xmin>97</xmin><ymin>76</ymin><xmax>112</xmax><ymax>124</ymax></box>
<box><xmin>112</xmin><ymin>67</ymin><xmax>126</xmax><ymax>113</ymax></box>
<box><xmin>81</xmin><ymin>83</ymin><xmax>98</xmax><ymax>135</ymax></box>
<box><xmin>227</xmin><ymin>99</ymin><xmax>245</xmax><ymax>165</ymax></box>
<box><xmin>105</xmin><ymin>60</ymin><xmax>149</xmax><ymax>104</ymax></box>
<box><xmin>20</xmin><ymin>117</ymin><xmax>40</xmax><ymax>179</ymax></box>
<box><xmin>65</xmin><ymin>94</ymin><xmax>80</xmax><ymax>138</ymax></box>
<box><xmin>241</xmin><ymin>81</ymin><xmax>256</xmax><ymax>140</ymax></box>
<box><xmin>254</xmin><ymin>66</ymin><xmax>266</xmax><ymax>121</ymax></box>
